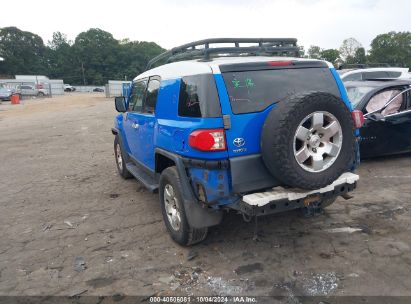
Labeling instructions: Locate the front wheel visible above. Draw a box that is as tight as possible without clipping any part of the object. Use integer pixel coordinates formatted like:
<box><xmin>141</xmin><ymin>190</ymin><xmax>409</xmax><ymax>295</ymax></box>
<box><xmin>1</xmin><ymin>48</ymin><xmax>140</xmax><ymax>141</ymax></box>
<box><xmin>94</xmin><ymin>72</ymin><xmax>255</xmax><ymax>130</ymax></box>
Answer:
<box><xmin>159</xmin><ymin>166</ymin><xmax>208</xmax><ymax>246</ymax></box>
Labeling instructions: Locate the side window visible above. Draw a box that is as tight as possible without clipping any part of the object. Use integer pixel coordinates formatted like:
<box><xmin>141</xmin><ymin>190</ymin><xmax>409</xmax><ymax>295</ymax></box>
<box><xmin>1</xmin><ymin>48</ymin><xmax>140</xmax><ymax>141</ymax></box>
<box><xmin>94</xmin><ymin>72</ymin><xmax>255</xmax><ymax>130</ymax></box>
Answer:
<box><xmin>144</xmin><ymin>77</ymin><xmax>161</xmax><ymax>113</ymax></box>
<box><xmin>363</xmin><ymin>71</ymin><xmax>401</xmax><ymax>80</ymax></box>
<box><xmin>365</xmin><ymin>89</ymin><xmax>404</xmax><ymax>115</ymax></box>
<box><xmin>387</xmin><ymin>71</ymin><xmax>402</xmax><ymax>78</ymax></box>
<box><xmin>344</xmin><ymin>73</ymin><xmax>362</xmax><ymax>81</ymax></box>
<box><xmin>128</xmin><ymin>80</ymin><xmax>147</xmax><ymax>112</ymax></box>
<box><xmin>178</xmin><ymin>74</ymin><xmax>222</xmax><ymax>118</ymax></box>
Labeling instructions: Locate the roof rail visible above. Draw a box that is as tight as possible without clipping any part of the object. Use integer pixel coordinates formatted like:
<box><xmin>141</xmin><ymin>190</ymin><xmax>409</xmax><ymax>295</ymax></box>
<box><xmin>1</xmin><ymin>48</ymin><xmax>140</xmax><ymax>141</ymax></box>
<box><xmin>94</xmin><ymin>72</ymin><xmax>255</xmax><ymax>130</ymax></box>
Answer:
<box><xmin>145</xmin><ymin>38</ymin><xmax>300</xmax><ymax>70</ymax></box>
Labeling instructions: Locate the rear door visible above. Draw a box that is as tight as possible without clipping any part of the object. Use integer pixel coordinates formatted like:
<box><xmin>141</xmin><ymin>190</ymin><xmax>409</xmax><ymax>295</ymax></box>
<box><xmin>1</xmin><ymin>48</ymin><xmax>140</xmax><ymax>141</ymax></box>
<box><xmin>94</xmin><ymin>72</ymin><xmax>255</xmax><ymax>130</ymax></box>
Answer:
<box><xmin>217</xmin><ymin>62</ymin><xmax>342</xmax><ymax>158</ymax></box>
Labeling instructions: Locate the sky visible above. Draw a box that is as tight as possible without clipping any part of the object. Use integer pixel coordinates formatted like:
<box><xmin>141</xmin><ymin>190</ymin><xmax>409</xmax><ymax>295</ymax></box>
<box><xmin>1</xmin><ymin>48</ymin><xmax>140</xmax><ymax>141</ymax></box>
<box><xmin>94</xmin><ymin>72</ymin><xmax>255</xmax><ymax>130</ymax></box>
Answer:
<box><xmin>1</xmin><ymin>0</ymin><xmax>410</xmax><ymax>51</ymax></box>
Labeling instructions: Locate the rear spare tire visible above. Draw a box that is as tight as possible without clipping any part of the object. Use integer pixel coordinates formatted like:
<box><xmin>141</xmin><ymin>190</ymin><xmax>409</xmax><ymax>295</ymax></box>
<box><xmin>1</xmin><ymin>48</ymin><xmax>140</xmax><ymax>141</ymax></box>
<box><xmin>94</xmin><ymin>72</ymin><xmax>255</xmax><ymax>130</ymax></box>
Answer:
<box><xmin>261</xmin><ymin>92</ymin><xmax>355</xmax><ymax>190</ymax></box>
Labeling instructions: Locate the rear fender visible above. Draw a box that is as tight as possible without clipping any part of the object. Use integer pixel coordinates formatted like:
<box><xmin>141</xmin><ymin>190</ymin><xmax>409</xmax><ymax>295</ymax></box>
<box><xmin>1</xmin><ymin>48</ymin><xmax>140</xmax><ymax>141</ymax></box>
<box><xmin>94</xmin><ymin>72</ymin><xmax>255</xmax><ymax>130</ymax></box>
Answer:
<box><xmin>155</xmin><ymin>149</ymin><xmax>223</xmax><ymax>228</ymax></box>
<box><xmin>188</xmin><ymin>167</ymin><xmax>237</xmax><ymax>206</ymax></box>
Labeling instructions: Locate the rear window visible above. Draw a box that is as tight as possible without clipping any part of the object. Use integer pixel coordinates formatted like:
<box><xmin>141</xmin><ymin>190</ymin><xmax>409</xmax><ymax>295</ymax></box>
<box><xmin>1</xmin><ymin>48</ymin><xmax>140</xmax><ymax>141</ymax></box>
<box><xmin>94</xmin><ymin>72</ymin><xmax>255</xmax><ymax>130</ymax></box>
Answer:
<box><xmin>222</xmin><ymin>68</ymin><xmax>340</xmax><ymax>114</ymax></box>
<box><xmin>178</xmin><ymin>74</ymin><xmax>222</xmax><ymax>118</ymax></box>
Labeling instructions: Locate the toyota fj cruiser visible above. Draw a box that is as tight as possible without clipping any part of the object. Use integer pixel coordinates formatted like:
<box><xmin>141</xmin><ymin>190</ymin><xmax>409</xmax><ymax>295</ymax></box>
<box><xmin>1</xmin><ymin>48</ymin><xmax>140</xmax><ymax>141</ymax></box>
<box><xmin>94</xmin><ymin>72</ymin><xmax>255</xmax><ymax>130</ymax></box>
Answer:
<box><xmin>112</xmin><ymin>38</ymin><xmax>364</xmax><ymax>246</ymax></box>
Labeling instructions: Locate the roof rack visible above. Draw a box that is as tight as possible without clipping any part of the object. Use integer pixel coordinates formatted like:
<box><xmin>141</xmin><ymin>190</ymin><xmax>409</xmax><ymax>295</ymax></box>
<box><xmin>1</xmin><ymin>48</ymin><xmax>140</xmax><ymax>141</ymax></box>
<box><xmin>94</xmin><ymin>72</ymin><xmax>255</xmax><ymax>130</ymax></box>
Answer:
<box><xmin>145</xmin><ymin>38</ymin><xmax>300</xmax><ymax>70</ymax></box>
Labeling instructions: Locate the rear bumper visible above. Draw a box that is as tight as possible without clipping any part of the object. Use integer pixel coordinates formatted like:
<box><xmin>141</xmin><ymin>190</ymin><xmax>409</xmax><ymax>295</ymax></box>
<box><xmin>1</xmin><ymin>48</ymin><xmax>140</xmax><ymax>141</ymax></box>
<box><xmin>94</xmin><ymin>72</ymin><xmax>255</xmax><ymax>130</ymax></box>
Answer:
<box><xmin>229</xmin><ymin>173</ymin><xmax>359</xmax><ymax>216</ymax></box>
<box><xmin>230</xmin><ymin>154</ymin><xmax>279</xmax><ymax>193</ymax></box>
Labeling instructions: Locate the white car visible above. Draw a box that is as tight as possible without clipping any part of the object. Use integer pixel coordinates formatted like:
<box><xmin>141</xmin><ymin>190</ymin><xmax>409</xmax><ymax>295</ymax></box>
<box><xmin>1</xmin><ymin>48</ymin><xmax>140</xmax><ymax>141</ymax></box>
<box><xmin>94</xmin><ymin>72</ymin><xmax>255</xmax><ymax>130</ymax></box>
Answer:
<box><xmin>340</xmin><ymin>68</ymin><xmax>410</xmax><ymax>82</ymax></box>
<box><xmin>64</xmin><ymin>84</ymin><xmax>75</xmax><ymax>92</ymax></box>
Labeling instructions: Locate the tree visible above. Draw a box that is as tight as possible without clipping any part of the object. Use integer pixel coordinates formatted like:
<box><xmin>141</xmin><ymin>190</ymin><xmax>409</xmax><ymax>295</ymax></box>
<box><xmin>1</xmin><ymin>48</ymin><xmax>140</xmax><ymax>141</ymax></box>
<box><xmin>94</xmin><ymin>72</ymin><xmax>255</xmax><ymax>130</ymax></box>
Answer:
<box><xmin>339</xmin><ymin>38</ymin><xmax>362</xmax><ymax>61</ymax></box>
<box><xmin>320</xmin><ymin>49</ymin><xmax>340</xmax><ymax>63</ymax></box>
<box><xmin>72</xmin><ymin>28</ymin><xmax>120</xmax><ymax>85</ymax></box>
<box><xmin>48</xmin><ymin>31</ymin><xmax>71</xmax><ymax>50</ymax></box>
<box><xmin>308</xmin><ymin>45</ymin><xmax>321</xmax><ymax>59</ymax></box>
<box><xmin>47</xmin><ymin>32</ymin><xmax>78</xmax><ymax>83</ymax></box>
<box><xmin>71</xmin><ymin>28</ymin><xmax>164</xmax><ymax>85</ymax></box>
<box><xmin>117</xmin><ymin>40</ymin><xmax>164</xmax><ymax>80</ymax></box>
<box><xmin>0</xmin><ymin>26</ymin><xmax>164</xmax><ymax>84</ymax></box>
<box><xmin>0</xmin><ymin>26</ymin><xmax>47</xmax><ymax>76</ymax></box>
<box><xmin>298</xmin><ymin>45</ymin><xmax>306</xmax><ymax>58</ymax></box>
<box><xmin>354</xmin><ymin>47</ymin><xmax>366</xmax><ymax>64</ymax></box>
<box><xmin>368</xmin><ymin>31</ymin><xmax>411</xmax><ymax>67</ymax></box>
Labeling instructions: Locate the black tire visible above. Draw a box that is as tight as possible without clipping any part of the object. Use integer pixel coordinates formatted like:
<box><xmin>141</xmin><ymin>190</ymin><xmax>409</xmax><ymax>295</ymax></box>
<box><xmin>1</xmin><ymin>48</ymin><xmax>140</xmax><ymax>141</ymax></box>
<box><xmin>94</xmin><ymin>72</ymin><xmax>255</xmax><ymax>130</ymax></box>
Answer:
<box><xmin>159</xmin><ymin>166</ymin><xmax>208</xmax><ymax>246</ymax></box>
<box><xmin>37</xmin><ymin>92</ymin><xmax>45</xmax><ymax>97</ymax></box>
<box><xmin>261</xmin><ymin>92</ymin><xmax>356</xmax><ymax>190</ymax></box>
<box><xmin>114</xmin><ymin>135</ymin><xmax>132</xmax><ymax>179</ymax></box>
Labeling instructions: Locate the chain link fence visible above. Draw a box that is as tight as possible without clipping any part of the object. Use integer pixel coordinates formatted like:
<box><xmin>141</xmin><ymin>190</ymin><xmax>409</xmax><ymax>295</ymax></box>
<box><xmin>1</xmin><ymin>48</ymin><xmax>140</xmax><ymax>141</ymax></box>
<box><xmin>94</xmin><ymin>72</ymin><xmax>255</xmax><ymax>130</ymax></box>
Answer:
<box><xmin>0</xmin><ymin>78</ymin><xmax>65</xmax><ymax>99</ymax></box>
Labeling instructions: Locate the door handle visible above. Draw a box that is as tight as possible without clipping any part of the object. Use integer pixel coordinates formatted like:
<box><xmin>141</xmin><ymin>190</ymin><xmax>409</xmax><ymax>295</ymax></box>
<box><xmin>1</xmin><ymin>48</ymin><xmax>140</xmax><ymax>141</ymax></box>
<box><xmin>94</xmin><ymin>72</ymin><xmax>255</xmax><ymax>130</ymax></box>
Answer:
<box><xmin>132</xmin><ymin>122</ymin><xmax>139</xmax><ymax>129</ymax></box>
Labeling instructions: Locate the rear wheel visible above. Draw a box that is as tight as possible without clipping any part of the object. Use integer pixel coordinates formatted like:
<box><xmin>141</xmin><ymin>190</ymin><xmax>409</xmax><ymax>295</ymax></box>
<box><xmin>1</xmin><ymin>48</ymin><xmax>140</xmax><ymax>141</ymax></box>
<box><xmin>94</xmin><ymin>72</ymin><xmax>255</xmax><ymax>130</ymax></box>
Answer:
<box><xmin>114</xmin><ymin>135</ymin><xmax>132</xmax><ymax>179</ymax></box>
<box><xmin>159</xmin><ymin>167</ymin><xmax>208</xmax><ymax>246</ymax></box>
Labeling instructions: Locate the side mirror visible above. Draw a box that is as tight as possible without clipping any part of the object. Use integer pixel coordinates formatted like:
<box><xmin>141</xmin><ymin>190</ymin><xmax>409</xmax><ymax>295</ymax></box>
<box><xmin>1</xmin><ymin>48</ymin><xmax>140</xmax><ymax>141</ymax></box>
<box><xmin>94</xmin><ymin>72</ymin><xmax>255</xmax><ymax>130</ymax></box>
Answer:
<box><xmin>115</xmin><ymin>96</ymin><xmax>127</xmax><ymax>112</ymax></box>
<box><xmin>366</xmin><ymin>112</ymin><xmax>385</xmax><ymax>122</ymax></box>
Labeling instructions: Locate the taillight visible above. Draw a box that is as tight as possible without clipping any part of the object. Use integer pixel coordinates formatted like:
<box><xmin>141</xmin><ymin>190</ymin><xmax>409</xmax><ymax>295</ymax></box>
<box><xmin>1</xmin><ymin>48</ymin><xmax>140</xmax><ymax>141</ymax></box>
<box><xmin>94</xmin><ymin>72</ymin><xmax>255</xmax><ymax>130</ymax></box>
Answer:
<box><xmin>188</xmin><ymin>129</ymin><xmax>226</xmax><ymax>151</ymax></box>
<box><xmin>351</xmin><ymin>110</ymin><xmax>364</xmax><ymax>128</ymax></box>
<box><xmin>267</xmin><ymin>61</ymin><xmax>293</xmax><ymax>67</ymax></box>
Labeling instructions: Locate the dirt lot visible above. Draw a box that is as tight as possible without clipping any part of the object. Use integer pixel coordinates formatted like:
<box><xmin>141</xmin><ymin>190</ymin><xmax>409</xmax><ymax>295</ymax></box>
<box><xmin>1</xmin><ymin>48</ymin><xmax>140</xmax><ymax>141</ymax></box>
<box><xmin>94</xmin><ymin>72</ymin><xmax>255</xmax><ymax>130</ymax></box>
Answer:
<box><xmin>0</xmin><ymin>94</ymin><xmax>410</xmax><ymax>300</ymax></box>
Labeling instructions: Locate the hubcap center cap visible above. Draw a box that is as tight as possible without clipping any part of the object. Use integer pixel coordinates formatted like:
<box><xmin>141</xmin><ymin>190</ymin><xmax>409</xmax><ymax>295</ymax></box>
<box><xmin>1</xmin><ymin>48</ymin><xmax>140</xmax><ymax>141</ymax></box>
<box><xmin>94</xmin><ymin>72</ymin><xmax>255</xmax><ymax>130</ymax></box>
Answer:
<box><xmin>309</xmin><ymin>135</ymin><xmax>321</xmax><ymax>148</ymax></box>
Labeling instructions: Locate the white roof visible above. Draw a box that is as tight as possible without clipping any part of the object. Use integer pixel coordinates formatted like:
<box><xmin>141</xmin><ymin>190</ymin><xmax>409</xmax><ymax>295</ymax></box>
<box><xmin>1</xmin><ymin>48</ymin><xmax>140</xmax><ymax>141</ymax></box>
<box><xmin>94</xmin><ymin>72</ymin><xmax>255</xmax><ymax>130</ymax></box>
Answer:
<box><xmin>15</xmin><ymin>75</ymin><xmax>50</xmax><ymax>81</ymax></box>
<box><xmin>134</xmin><ymin>56</ymin><xmax>332</xmax><ymax>81</ymax></box>
<box><xmin>341</xmin><ymin>67</ymin><xmax>410</xmax><ymax>79</ymax></box>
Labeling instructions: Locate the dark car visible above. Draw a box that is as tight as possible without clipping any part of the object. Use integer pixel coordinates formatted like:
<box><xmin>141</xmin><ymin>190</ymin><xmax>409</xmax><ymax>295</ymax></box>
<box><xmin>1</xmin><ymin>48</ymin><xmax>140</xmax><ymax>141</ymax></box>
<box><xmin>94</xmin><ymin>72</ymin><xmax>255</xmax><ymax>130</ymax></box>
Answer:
<box><xmin>345</xmin><ymin>80</ymin><xmax>411</xmax><ymax>158</ymax></box>
<box><xmin>93</xmin><ymin>88</ymin><xmax>104</xmax><ymax>92</ymax></box>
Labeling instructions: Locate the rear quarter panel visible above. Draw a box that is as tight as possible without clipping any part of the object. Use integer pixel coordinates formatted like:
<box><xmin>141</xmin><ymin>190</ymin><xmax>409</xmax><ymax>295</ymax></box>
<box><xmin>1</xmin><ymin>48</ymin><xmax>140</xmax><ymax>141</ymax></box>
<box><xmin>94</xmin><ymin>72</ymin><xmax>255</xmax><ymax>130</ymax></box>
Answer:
<box><xmin>155</xmin><ymin>78</ymin><xmax>228</xmax><ymax>160</ymax></box>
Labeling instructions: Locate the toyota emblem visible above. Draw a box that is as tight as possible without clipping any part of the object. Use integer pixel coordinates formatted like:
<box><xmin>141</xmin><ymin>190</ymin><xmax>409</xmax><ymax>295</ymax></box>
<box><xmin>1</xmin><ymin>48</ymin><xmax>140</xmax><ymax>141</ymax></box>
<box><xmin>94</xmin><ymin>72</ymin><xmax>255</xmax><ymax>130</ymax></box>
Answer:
<box><xmin>233</xmin><ymin>138</ymin><xmax>245</xmax><ymax>147</ymax></box>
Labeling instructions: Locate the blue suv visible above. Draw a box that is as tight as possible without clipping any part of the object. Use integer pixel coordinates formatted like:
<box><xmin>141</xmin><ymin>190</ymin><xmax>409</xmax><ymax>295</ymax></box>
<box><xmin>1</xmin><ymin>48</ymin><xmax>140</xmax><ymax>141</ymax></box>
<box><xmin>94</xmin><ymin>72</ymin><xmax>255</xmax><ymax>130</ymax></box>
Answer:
<box><xmin>112</xmin><ymin>39</ymin><xmax>362</xmax><ymax>245</ymax></box>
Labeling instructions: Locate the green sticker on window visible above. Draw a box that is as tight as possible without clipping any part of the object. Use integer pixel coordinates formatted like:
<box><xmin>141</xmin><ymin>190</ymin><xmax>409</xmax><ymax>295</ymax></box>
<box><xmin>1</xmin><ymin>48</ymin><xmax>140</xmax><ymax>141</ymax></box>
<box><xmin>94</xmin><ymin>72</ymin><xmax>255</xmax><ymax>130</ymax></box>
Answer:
<box><xmin>245</xmin><ymin>78</ymin><xmax>254</xmax><ymax>88</ymax></box>
<box><xmin>232</xmin><ymin>79</ymin><xmax>240</xmax><ymax>88</ymax></box>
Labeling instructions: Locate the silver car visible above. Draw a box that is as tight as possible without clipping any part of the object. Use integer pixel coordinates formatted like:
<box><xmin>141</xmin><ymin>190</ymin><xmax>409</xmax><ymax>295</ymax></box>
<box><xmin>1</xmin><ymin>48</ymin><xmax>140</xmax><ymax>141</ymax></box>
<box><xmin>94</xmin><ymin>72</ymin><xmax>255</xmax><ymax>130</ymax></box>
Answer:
<box><xmin>15</xmin><ymin>84</ymin><xmax>48</xmax><ymax>97</ymax></box>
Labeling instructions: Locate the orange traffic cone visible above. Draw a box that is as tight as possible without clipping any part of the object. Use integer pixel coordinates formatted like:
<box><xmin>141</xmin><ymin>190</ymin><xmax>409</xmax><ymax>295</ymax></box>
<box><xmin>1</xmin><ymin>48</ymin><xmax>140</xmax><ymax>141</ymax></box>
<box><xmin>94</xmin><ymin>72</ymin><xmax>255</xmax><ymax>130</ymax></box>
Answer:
<box><xmin>11</xmin><ymin>94</ymin><xmax>20</xmax><ymax>105</ymax></box>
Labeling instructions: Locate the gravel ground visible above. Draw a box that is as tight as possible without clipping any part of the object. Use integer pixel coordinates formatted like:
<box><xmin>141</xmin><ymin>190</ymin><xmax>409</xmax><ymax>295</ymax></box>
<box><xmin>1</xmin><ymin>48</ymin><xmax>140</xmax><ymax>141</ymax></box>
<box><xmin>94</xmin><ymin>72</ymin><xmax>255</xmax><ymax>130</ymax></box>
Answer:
<box><xmin>0</xmin><ymin>94</ymin><xmax>410</xmax><ymax>299</ymax></box>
